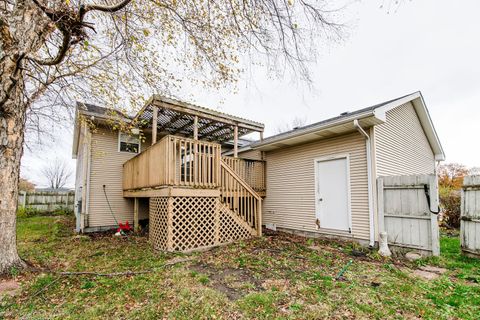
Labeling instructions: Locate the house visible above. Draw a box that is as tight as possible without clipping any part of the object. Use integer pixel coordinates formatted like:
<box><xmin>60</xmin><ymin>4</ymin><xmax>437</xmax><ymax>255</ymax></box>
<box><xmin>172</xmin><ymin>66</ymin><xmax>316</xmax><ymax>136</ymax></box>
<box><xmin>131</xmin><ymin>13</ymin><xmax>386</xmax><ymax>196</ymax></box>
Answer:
<box><xmin>72</xmin><ymin>96</ymin><xmax>265</xmax><ymax>251</ymax></box>
<box><xmin>72</xmin><ymin>91</ymin><xmax>444</xmax><ymax>251</ymax></box>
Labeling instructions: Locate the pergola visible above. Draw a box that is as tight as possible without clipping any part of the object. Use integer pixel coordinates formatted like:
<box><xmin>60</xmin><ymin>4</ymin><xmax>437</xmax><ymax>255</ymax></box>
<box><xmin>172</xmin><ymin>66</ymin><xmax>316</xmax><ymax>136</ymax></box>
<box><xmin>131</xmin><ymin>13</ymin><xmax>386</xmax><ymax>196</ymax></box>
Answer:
<box><xmin>133</xmin><ymin>95</ymin><xmax>264</xmax><ymax>157</ymax></box>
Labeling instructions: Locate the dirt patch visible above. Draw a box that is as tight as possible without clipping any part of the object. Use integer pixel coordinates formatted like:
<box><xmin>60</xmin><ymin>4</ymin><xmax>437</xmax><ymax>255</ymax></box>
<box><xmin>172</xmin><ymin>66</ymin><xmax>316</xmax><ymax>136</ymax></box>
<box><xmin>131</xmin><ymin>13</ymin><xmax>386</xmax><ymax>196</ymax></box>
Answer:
<box><xmin>87</xmin><ymin>229</ymin><xmax>118</xmax><ymax>239</ymax></box>
<box><xmin>0</xmin><ymin>280</ymin><xmax>20</xmax><ymax>299</ymax></box>
<box><xmin>190</xmin><ymin>263</ymin><xmax>263</xmax><ymax>300</ymax></box>
<box><xmin>419</xmin><ymin>266</ymin><xmax>447</xmax><ymax>275</ymax></box>
<box><xmin>413</xmin><ymin>269</ymin><xmax>440</xmax><ymax>280</ymax></box>
<box><xmin>413</xmin><ymin>266</ymin><xmax>447</xmax><ymax>280</ymax></box>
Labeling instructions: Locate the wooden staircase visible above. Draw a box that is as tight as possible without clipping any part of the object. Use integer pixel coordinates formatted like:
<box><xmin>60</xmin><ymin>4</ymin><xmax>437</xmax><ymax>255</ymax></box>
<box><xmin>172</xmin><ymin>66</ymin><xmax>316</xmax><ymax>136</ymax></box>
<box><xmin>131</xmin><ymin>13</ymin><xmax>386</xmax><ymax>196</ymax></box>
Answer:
<box><xmin>219</xmin><ymin>159</ymin><xmax>262</xmax><ymax>237</ymax></box>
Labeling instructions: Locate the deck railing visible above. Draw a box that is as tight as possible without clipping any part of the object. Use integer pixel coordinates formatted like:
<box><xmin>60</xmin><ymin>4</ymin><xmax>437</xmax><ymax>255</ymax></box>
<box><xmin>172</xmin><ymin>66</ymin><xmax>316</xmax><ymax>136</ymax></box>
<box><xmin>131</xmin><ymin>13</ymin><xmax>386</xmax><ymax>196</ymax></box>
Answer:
<box><xmin>123</xmin><ymin>135</ymin><xmax>221</xmax><ymax>190</ymax></box>
<box><xmin>123</xmin><ymin>135</ymin><xmax>266</xmax><ymax>196</ymax></box>
<box><xmin>220</xmin><ymin>160</ymin><xmax>262</xmax><ymax>235</ymax></box>
<box><xmin>221</xmin><ymin>156</ymin><xmax>266</xmax><ymax>193</ymax></box>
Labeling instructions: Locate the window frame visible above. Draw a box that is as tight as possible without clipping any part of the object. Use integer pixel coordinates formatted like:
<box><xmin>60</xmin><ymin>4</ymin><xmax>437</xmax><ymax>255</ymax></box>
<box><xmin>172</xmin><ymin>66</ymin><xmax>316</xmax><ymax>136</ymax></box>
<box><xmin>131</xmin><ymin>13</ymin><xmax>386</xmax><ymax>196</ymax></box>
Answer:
<box><xmin>118</xmin><ymin>131</ymin><xmax>141</xmax><ymax>154</ymax></box>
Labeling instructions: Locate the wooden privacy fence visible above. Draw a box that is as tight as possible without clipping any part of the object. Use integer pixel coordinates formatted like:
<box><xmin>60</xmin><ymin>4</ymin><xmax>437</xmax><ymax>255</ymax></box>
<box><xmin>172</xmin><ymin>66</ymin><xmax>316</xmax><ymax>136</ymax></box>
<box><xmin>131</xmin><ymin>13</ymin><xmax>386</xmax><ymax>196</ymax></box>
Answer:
<box><xmin>377</xmin><ymin>174</ymin><xmax>440</xmax><ymax>256</ymax></box>
<box><xmin>123</xmin><ymin>135</ymin><xmax>221</xmax><ymax>190</ymax></box>
<box><xmin>18</xmin><ymin>191</ymin><xmax>75</xmax><ymax>212</ymax></box>
<box><xmin>461</xmin><ymin>176</ymin><xmax>480</xmax><ymax>257</ymax></box>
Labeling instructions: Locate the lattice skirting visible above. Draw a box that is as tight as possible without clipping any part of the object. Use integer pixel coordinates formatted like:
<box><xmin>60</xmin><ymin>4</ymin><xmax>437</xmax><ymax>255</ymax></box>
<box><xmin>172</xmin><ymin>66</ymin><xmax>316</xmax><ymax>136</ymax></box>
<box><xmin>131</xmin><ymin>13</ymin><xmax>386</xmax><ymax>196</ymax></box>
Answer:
<box><xmin>149</xmin><ymin>197</ymin><xmax>169</xmax><ymax>251</ymax></box>
<box><xmin>149</xmin><ymin>196</ymin><xmax>256</xmax><ymax>252</ymax></box>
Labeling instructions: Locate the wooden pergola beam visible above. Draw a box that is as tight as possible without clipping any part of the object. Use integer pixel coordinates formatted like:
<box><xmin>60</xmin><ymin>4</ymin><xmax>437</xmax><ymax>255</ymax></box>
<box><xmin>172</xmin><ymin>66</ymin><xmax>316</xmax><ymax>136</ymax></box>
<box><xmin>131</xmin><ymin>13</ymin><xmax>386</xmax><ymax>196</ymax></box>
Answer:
<box><xmin>151</xmin><ymin>98</ymin><xmax>263</xmax><ymax>132</ymax></box>
<box><xmin>132</xmin><ymin>96</ymin><xmax>264</xmax><ymax>143</ymax></box>
<box><xmin>164</xmin><ymin>115</ymin><xmax>212</xmax><ymax>137</ymax></box>
<box><xmin>131</xmin><ymin>96</ymin><xmax>264</xmax><ymax>140</ymax></box>
<box><xmin>216</xmin><ymin>126</ymin><xmax>250</xmax><ymax>143</ymax></box>
<box><xmin>197</xmin><ymin>119</ymin><xmax>213</xmax><ymax>134</ymax></box>
<box><xmin>158</xmin><ymin>113</ymin><xmax>184</xmax><ymax>132</ymax></box>
<box><xmin>198</xmin><ymin>123</ymin><xmax>231</xmax><ymax>140</ymax></box>
<box><xmin>192</xmin><ymin>117</ymin><xmax>214</xmax><ymax>139</ymax></box>
<box><xmin>172</xmin><ymin>118</ymin><xmax>194</xmax><ymax>134</ymax></box>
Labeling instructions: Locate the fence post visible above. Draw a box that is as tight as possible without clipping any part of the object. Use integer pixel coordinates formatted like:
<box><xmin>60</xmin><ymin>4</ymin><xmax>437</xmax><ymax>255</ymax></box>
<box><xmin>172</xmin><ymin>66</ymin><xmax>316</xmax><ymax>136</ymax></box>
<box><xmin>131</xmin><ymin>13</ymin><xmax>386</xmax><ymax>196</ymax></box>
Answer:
<box><xmin>376</xmin><ymin>178</ymin><xmax>385</xmax><ymax>233</ymax></box>
<box><xmin>21</xmin><ymin>191</ymin><xmax>27</xmax><ymax>208</ymax></box>
<box><xmin>429</xmin><ymin>175</ymin><xmax>440</xmax><ymax>256</ymax></box>
<box><xmin>460</xmin><ymin>184</ymin><xmax>465</xmax><ymax>251</ymax></box>
<box><xmin>460</xmin><ymin>176</ymin><xmax>480</xmax><ymax>257</ymax></box>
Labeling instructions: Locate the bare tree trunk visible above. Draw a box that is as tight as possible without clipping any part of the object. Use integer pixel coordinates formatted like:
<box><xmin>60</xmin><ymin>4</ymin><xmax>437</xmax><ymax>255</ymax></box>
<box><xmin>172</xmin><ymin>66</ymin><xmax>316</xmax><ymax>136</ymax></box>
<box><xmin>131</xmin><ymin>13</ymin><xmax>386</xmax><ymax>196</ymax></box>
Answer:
<box><xmin>0</xmin><ymin>57</ymin><xmax>28</xmax><ymax>274</ymax></box>
<box><xmin>0</xmin><ymin>1</ymin><xmax>53</xmax><ymax>274</ymax></box>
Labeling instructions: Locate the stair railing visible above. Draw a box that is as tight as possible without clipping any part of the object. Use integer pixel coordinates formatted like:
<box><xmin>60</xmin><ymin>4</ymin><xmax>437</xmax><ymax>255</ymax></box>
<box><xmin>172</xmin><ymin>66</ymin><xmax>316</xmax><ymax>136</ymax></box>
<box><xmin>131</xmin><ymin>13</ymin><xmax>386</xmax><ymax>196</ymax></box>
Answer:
<box><xmin>220</xmin><ymin>159</ymin><xmax>262</xmax><ymax>236</ymax></box>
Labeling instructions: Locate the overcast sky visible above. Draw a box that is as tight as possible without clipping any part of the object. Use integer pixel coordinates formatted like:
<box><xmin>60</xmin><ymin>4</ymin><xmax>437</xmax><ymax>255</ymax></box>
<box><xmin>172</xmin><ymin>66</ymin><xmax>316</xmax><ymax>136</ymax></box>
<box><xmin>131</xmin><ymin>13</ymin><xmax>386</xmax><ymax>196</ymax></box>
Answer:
<box><xmin>21</xmin><ymin>0</ymin><xmax>480</xmax><ymax>187</ymax></box>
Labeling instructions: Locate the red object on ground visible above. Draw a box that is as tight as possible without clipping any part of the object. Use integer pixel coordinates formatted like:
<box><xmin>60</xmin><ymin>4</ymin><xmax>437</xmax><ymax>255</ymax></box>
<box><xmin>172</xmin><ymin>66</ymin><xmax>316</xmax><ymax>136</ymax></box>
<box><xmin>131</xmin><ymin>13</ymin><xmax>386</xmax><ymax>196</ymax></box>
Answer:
<box><xmin>117</xmin><ymin>221</ymin><xmax>132</xmax><ymax>232</ymax></box>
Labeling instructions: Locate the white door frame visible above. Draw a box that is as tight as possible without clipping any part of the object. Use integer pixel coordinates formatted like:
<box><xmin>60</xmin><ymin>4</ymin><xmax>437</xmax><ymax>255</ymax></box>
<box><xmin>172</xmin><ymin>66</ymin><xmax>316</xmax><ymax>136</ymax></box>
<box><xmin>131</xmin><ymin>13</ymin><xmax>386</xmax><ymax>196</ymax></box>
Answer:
<box><xmin>314</xmin><ymin>153</ymin><xmax>352</xmax><ymax>233</ymax></box>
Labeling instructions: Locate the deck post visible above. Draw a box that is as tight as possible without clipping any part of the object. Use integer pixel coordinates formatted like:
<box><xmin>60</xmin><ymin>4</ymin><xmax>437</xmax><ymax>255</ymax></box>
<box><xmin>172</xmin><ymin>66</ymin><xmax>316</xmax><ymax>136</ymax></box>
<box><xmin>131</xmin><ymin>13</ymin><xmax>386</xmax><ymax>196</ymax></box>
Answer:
<box><xmin>233</xmin><ymin>125</ymin><xmax>238</xmax><ymax>158</ymax></box>
<box><xmin>152</xmin><ymin>105</ymin><xmax>158</xmax><ymax>145</ymax></box>
<box><xmin>257</xmin><ymin>199</ymin><xmax>263</xmax><ymax>237</ymax></box>
<box><xmin>193</xmin><ymin>115</ymin><xmax>198</xmax><ymax>140</ymax></box>
<box><xmin>193</xmin><ymin>116</ymin><xmax>199</xmax><ymax>183</ymax></box>
<box><xmin>259</xmin><ymin>131</ymin><xmax>265</xmax><ymax>161</ymax></box>
<box><xmin>133</xmin><ymin>197</ymin><xmax>139</xmax><ymax>233</ymax></box>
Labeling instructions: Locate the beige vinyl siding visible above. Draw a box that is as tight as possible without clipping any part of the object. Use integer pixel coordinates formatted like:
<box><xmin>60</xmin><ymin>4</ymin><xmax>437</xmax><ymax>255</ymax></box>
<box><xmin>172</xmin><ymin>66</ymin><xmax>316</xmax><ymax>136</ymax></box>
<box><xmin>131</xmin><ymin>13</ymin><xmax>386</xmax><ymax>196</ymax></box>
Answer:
<box><xmin>238</xmin><ymin>149</ymin><xmax>263</xmax><ymax>160</ymax></box>
<box><xmin>87</xmin><ymin>127</ymin><xmax>150</xmax><ymax>227</ymax></box>
<box><xmin>375</xmin><ymin>102</ymin><xmax>435</xmax><ymax>176</ymax></box>
<box><xmin>263</xmin><ymin>132</ymin><xmax>370</xmax><ymax>240</ymax></box>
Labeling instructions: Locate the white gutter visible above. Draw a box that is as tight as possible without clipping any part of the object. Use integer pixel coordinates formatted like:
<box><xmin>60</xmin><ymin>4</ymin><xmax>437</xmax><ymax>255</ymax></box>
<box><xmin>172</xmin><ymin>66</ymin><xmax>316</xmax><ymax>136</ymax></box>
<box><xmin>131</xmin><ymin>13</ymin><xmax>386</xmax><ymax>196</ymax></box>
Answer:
<box><xmin>353</xmin><ymin>120</ymin><xmax>375</xmax><ymax>247</ymax></box>
<box><xmin>253</xmin><ymin>109</ymin><xmax>379</xmax><ymax>149</ymax></box>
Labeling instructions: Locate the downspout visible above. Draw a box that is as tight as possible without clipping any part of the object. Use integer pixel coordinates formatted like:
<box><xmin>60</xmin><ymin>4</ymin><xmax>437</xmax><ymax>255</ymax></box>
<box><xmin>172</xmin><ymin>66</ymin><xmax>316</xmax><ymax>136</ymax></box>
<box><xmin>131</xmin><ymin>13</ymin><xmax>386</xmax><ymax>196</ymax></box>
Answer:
<box><xmin>353</xmin><ymin>120</ymin><xmax>375</xmax><ymax>247</ymax></box>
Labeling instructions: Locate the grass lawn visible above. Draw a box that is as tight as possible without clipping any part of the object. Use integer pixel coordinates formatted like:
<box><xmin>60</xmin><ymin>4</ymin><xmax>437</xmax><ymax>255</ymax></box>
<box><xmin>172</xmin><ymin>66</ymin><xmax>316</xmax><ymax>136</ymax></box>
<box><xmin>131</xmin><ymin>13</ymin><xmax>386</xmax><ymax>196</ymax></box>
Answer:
<box><xmin>1</xmin><ymin>215</ymin><xmax>479</xmax><ymax>319</ymax></box>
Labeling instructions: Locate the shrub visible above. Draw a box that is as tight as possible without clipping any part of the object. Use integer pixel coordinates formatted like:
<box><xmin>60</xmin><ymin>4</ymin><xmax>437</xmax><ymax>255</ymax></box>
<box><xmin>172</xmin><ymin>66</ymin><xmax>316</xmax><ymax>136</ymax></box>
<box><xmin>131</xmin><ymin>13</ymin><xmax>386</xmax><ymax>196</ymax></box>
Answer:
<box><xmin>440</xmin><ymin>187</ymin><xmax>461</xmax><ymax>229</ymax></box>
<box><xmin>53</xmin><ymin>206</ymin><xmax>74</xmax><ymax>216</ymax></box>
<box><xmin>17</xmin><ymin>206</ymin><xmax>41</xmax><ymax>218</ymax></box>
<box><xmin>17</xmin><ymin>205</ymin><xmax>73</xmax><ymax>218</ymax></box>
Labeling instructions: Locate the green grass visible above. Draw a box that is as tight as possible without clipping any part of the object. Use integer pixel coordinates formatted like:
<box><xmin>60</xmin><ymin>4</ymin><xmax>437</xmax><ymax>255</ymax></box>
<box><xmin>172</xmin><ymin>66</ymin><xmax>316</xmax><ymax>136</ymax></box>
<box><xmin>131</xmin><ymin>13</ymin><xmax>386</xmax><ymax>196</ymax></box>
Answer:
<box><xmin>1</xmin><ymin>216</ymin><xmax>479</xmax><ymax>319</ymax></box>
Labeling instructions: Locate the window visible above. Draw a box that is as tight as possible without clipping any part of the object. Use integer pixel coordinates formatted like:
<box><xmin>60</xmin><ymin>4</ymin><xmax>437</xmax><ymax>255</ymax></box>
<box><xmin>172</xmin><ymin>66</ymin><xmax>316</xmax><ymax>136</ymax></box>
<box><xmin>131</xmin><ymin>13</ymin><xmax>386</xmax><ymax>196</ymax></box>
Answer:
<box><xmin>118</xmin><ymin>132</ymin><xmax>140</xmax><ymax>153</ymax></box>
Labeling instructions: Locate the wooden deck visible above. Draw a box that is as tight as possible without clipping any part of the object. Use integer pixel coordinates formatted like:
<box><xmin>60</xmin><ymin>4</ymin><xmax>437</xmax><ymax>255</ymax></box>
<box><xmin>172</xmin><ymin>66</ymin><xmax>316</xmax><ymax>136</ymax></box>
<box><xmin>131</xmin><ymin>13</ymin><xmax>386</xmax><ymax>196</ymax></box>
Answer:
<box><xmin>123</xmin><ymin>135</ymin><xmax>265</xmax><ymax>196</ymax></box>
<box><xmin>122</xmin><ymin>134</ymin><xmax>266</xmax><ymax>251</ymax></box>
<box><xmin>123</xmin><ymin>135</ymin><xmax>222</xmax><ymax>191</ymax></box>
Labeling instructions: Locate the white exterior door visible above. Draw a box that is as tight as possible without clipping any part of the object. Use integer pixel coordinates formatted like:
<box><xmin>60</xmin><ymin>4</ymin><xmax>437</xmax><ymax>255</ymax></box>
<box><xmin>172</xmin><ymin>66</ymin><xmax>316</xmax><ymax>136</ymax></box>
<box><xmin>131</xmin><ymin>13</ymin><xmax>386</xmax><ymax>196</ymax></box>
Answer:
<box><xmin>315</xmin><ymin>156</ymin><xmax>351</xmax><ymax>232</ymax></box>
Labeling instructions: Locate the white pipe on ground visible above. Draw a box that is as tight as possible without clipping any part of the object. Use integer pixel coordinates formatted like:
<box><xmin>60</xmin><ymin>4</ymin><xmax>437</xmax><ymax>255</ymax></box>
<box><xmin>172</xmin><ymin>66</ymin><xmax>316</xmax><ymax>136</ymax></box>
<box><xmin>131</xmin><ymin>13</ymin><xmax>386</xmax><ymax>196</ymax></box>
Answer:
<box><xmin>353</xmin><ymin>120</ymin><xmax>375</xmax><ymax>247</ymax></box>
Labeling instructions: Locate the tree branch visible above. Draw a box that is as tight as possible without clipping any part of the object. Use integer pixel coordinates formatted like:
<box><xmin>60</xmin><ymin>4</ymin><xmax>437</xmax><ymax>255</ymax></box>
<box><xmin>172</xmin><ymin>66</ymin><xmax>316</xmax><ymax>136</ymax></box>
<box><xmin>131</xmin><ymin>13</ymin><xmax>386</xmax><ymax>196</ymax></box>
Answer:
<box><xmin>81</xmin><ymin>0</ymin><xmax>132</xmax><ymax>19</ymax></box>
<box><xmin>30</xmin><ymin>0</ymin><xmax>131</xmax><ymax>67</ymax></box>
<box><xmin>31</xmin><ymin>31</ymin><xmax>71</xmax><ymax>66</ymax></box>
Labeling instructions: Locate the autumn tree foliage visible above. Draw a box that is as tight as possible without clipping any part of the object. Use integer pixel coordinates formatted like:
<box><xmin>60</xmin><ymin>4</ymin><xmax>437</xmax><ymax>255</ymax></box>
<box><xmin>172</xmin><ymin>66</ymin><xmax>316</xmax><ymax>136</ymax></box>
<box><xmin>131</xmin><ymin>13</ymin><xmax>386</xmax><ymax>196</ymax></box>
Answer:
<box><xmin>438</xmin><ymin>163</ymin><xmax>469</xmax><ymax>190</ymax></box>
<box><xmin>0</xmin><ymin>0</ymin><xmax>342</xmax><ymax>273</ymax></box>
<box><xmin>438</xmin><ymin>163</ymin><xmax>469</xmax><ymax>229</ymax></box>
<box><xmin>18</xmin><ymin>178</ymin><xmax>36</xmax><ymax>192</ymax></box>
